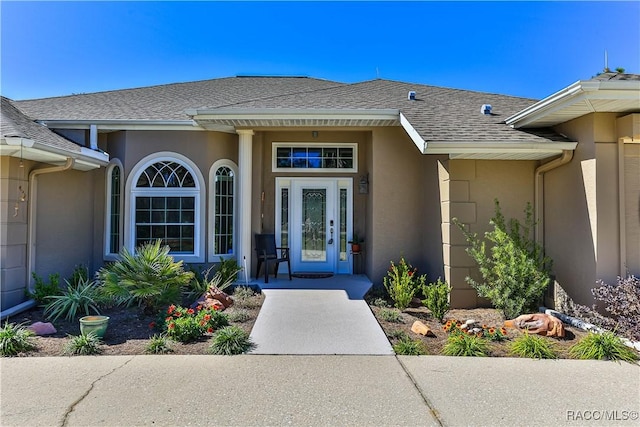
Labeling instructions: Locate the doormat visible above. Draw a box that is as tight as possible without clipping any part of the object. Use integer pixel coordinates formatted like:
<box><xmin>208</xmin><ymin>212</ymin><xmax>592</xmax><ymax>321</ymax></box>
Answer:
<box><xmin>291</xmin><ymin>273</ymin><xmax>334</xmax><ymax>279</ymax></box>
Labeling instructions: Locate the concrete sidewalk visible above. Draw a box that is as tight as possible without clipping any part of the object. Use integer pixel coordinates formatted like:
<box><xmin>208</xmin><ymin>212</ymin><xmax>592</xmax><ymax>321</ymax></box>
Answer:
<box><xmin>249</xmin><ymin>289</ymin><xmax>393</xmax><ymax>355</ymax></box>
<box><xmin>1</xmin><ymin>355</ymin><xmax>638</xmax><ymax>427</ymax></box>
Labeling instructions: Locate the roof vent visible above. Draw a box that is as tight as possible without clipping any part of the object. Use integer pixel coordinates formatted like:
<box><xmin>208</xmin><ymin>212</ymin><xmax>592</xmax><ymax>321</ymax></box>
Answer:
<box><xmin>481</xmin><ymin>104</ymin><xmax>492</xmax><ymax>115</ymax></box>
<box><xmin>408</xmin><ymin>91</ymin><xmax>416</xmax><ymax>101</ymax></box>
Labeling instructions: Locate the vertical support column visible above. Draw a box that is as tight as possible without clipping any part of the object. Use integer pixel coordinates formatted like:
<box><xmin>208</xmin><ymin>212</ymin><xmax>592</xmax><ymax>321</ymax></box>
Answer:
<box><xmin>237</xmin><ymin>130</ymin><xmax>254</xmax><ymax>282</ymax></box>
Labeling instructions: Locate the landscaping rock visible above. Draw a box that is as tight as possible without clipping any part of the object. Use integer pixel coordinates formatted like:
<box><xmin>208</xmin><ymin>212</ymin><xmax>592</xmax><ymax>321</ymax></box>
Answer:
<box><xmin>28</xmin><ymin>322</ymin><xmax>57</xmax><ymax>335</ymax></box>
<box><xmin>411</xmin><ymin>320</ymin><xmax>434</xmax><ymax>337</ymax></box>
<box><xmin>504</xmin><ymin>313</ymin><xmax>565</xmax><ymax>338</ymax></box>
<box><xmin>208</xmin><ymin>287</ymin><xmax>234</xmax><ymax>308</ymax></box>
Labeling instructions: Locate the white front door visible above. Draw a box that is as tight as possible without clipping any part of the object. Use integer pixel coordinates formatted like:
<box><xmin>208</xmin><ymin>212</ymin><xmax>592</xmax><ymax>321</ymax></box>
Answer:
<box><xmin>276</xmin><ymin>178</ymin><xmax>352</xmax><ymax>274</ymax></box>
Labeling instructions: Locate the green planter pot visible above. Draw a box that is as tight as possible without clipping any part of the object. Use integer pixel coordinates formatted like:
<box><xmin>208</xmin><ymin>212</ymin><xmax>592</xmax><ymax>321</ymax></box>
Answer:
<box><xmin>79</xmin><ymin>315</ymin><xmax>110</xmax><ymax>339</ymax></box>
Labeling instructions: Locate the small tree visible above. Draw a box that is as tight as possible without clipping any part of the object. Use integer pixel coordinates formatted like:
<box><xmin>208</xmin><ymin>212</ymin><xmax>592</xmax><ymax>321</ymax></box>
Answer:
<box><xmin>454</xmin><ymin>200</ymin><xmax>552</xmax><ymax>319</ymax></box>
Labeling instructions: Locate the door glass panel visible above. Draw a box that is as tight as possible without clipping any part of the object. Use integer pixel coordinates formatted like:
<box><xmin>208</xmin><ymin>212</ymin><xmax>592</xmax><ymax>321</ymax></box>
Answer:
<box><xmin>339</xmin><ymin>188</ymin><xmax>347</xmax><ymax>261</ymax></box>
<box><xmin>280</xmin><ymin>188</ymin><xmax>289</xmax><ymax>248</ymax></box>
<box><xmin>301</xmin><ymin>188</ymin><xmax>326</xmax><ymax>262</ymax></box>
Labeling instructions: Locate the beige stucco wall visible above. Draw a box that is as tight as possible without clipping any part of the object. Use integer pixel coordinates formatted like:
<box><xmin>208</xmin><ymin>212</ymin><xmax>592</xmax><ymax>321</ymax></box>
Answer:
<box><xmin>0</xmin><ymin>157</ymin><xmax>31</xmax><ymax>309</ymax></box>
<box><xmin>440</xmin><ymin>159</ymin><xmax>536</xmax><ymax>308</ymax></box>
<box><xmin>547</xmin><ymin>112</ymin><xmax>634</xmax><ymax>306</ymax></box>
<box><xmin>624</xmin><ymin>143</ymin><xmax>640</xmax><ymax>274</ymax></box>
<box><xmin>368</xmin><ymin>128</ymin><xmax>444</xmax><ymax>291</ymax></box>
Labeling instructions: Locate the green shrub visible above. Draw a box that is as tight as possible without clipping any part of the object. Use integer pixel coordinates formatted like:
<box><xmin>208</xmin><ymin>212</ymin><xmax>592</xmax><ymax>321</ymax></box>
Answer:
<box><xmin>97</xmin><ymin>240</ymin><xmax>194</xmax><ymax>314</ymax></box>
<box><xmin>63</xmin><ymin>332</ymin><xmax>102</xmax><ymax>356</ymax></box>
<box><xmin>68</xmin><ymin>264</ymin><xmax>89</xmax><ymax>288</ymax></box>
<box><xmin>227</xmin><ymin>309</ymin><xmax>251</xmax><ymax>323</ymax></box>
<box><xmin>378</xmin><ymin>308</ymin><xmax>404</xmax><ymax>323</ymax></box>
<box><xmin>455</xmin><ymin>200</ymin><xmax>552</xmax><ymax>319</ymax></box>
<box><xmin>209</xmin><ymin>326</ymin><xmax>254</xmax><ymax>355</ymax></box>
<box><xmin>371</xmin><ymin>297</ymin><xmax>390</xmax><ymax>308</ymax></box>
<box><xmin>145</xmin><ymin>334</ymin><xmax>173</xmax><ymax>354</ymax></box>
<box><xmin>215</xmin><ymin>257</ymin><xmax>243</xmax><ymax>289</ymax></box>
<box><xmin>509</xmin><ymin>333</ymin><xmax>558</xmax><ymax>359</ymax></box>
<box><xmin>28</xmin><ymin>272</ymin><xmax>61</xmax><ymax>305</ymax></box>
<box><xmin>186</xmin><ymin>265</ymin><xmax>238</xmax><ymax>301</ymax></box>
<box><xmin>421</xmin><ymin>278</ymin><xmax>451</xmax><ymax>323</ymax></box>
<box><xmin>232</xmin><ymin>286</ymin><xmax>260</xmax><ymax>308</ymax></box>
<box><xmin>393</xmin><ymin>337</ymin><xmax>427</xmax><ymax>355</ymax></box>
<box><xmin>442</xmin><ymin>333</ymin><xmax>489</xmax><ymax>357</ymax></box>
<box><xmin>383</xmin><ymin>257</ymin><xmax>425</xmax><ymax>310</ymax></box>
<box><xmin>569</xmin><ymin>331</ymin><xmax>639</xmax><ymax>363</ymax></box>
<box><xmin>44</xmin><ymin>277</ymin><xmax>101</xmax><ymax>322</ymax></box>
<box><xmin>0</xmin><ymin>322</ymin><xmax>36</xmax><ymax>357</ymax></box>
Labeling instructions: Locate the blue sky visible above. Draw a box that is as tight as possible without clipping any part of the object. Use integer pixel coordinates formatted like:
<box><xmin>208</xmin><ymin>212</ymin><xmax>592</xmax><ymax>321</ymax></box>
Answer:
<box><xmin>1</xmin><ymin>1</ymin><xmax>638</xmax><ymax>101</ymax></box>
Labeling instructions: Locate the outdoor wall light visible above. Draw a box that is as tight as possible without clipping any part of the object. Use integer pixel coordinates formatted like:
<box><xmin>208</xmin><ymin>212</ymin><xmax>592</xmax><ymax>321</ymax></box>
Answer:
<box><xmin>312</xmin><ymin>131</ymin><xmax>318</xmax><ymax>139</ymax></box>
<box><xmin>359</xmin><ymin>173</ymin><xmax>369</xmax><ymax>194</ymax></box>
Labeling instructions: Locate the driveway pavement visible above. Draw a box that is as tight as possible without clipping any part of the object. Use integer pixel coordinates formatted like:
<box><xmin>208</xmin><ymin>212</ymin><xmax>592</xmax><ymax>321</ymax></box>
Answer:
<box><xmin>1</xmin><ymin>355</ymin><xmax>638</xmax><ymax>426</ymax></box>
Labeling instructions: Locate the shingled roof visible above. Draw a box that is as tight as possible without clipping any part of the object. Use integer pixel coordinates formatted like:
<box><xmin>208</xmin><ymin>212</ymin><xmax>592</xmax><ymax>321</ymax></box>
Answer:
<box><xmin>13</xmin><ymin>76</ymin><xmax>575</xmax><ymax>147</ymax></box>
<box><xmin>1</xmin><ymin>96</ymin><xmax>82</xmax><ymax>153</ymax></box>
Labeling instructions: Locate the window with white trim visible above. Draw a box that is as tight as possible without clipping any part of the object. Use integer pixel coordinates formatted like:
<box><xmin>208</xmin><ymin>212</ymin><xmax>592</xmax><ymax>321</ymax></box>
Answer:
<box><xmin>127</xmin><ymin>154</ymin><xmax>204</xmax><ymax>261</ymax></box>
<box><xmin>209</xmin><ymin>160</ymin><xmax>237</xmax><ymax>260</ymax></box>
<box><xmin>104</xmin><ymin>160</ymin><xmax>123</xmax><ymax>259</ymax></box>
<box><xmin>272</xmin><ymin>143</ymin><xmax>357</xmax><ymax>172</ymax></box>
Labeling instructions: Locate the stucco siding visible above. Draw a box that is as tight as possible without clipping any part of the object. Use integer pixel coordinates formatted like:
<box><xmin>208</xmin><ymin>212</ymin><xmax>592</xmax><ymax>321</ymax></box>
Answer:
<box><xmin>625</xmin><ymin>143</ymin><xmax>640</xmax><ymax>275</ymax></box>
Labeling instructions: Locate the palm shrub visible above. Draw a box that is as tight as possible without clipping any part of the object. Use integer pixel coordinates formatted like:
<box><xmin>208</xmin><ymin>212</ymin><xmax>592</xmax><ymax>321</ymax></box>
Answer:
<box><xmin>44</xmin><ymin>277</ymin><xmax>102</xmax><ymax>322</ymax></box>
<box><xmin>209</xmin><ymin>326</ymin><xmax>254</xmax><ymax>355</ymax></box>
<box><xmin>215</xmin><ymin>257</ymin><xmax>243</xmax><ymax>288</ymax></box>
<box><xmin>509</xmin><ymin>333</ymin><xmax>558</xmax><ymax>359</ymax></box>
<box><xmin>0</xmin><ymin>322</ymin><xmax>36</xmax><ymax>356</ymax></box>
<box><xmin>421</xmin><ymin>278</ymin><xmax>451</xmax><ymax>322</ymax></box>
<box><xmin>454</xmin><ymin>200</ymin><xmax>552</xmax><ymax>319</ymax></box>
<box><xmin>383</xmin><ymin>257</ymin><xmax>426</xmax><ymax>310</ymax></box>
<box><xmin>97</xmin><ymin>240</ymin><xmax>194</xmax><ymax>314</ymax></box>
<box><xmin>569</xmin><ymin>331</ymin><xmax>639</xmax><ymax>363</ymax></box>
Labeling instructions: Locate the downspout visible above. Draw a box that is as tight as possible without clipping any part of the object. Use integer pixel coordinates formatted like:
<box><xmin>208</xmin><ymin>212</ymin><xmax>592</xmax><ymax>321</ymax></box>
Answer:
<box><xmin>534</xmin><ymin>150</ymin><xmax>574</xmax><ymax>247</ymax></box>
<box><xmin>26</xmin><ymin>158</ymin><xmax>75</xmax><ymax>293</ymax></box>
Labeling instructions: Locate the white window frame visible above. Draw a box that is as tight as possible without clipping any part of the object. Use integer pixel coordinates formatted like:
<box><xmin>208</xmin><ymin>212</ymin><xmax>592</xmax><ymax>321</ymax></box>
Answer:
<box><xmin>124</xmin><ymin>152</ymin><xmax>205</xmax><ymax>263</ymax></box>
<box><xmin>208</xmin><ymin>159</ymin><xmax>238</xmax><ymax>262</ymax></box>
<box><xmin>272</xmin><ymin>142</ymin><xmax>358</xmax><ymax>173</ymax></box>
<box><xmin>104</xmin><ymin>159</ymin><xmax>124</xmax><ymax>260</ymax></box>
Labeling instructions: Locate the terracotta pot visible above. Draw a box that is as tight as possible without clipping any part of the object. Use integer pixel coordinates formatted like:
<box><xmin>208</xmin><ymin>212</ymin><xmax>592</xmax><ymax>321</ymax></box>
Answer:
<box><xmin>351</xmin><ymin>244</ymin><xmax>361</xmax><ymax>253</ymax></box>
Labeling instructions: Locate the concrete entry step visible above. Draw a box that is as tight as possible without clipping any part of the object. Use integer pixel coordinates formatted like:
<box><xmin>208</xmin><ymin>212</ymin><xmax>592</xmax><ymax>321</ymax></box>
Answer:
<box><xmin>249</xmin><ymin>289</ymin><xmax>394</xmax><ymax>355</ymax></box>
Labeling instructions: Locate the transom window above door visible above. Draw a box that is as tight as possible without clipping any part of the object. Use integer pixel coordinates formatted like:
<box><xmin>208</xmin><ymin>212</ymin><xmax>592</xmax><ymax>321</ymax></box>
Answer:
<box><xmin>273</xmin><ymin>143</ymin><xmax>357</xmax><ymax>172</ymax></box>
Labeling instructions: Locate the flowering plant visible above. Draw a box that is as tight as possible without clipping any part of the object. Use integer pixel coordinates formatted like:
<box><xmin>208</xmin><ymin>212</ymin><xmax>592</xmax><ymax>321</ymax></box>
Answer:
<box><xmin>443</xmin><ymin>319</ymin><xmax>508</xmax><ymax>342</ymax></box>
<box><xmin>162</xmin><ymin>304</ymin><xmax>229</xmax><ymax>343</ymax></box>
<box><xmin>383</xmin><ymin>257</ymin><xmax>426</xmax><ymax>310</ymax></box>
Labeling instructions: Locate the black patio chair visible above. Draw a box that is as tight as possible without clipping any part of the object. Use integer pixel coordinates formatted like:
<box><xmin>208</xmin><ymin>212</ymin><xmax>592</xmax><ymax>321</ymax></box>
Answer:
<box><xmin>255</xmin><ymin>233</ymin><xmax>292</xmax><ymax>283</ymax></box>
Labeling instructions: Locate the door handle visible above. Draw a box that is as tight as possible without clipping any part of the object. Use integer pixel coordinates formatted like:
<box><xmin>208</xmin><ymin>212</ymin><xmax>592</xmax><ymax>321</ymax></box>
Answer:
<box><xmin>328</xmin><ymin>226</ymin><xmax>334</xmax><ymax>244</ymax></box>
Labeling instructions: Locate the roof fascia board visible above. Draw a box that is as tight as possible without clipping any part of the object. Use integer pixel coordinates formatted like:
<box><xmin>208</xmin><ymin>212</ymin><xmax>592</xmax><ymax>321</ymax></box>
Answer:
<box><xmin>399</xmin><ymin>112</ymin><xmax>426</xmax><ymax>153</ymax></box>
<box><xmin>186</xmin><ymin>108</ymin><xmax>400</xmax><ymax>121</ymax></box>
<box><xmin>1</xmin><ymin>137</ymin><xmax>35</xmax><ymax>148</ymax></box>
<box><xmin>506</xmin><ymin>79</ymin><xmax>640</xmax><ymax>128</ymax></box>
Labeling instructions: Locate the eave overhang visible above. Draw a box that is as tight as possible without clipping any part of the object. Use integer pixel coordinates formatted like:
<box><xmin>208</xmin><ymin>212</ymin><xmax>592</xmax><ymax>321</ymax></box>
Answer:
<box><xmin>185</xmin><ymin>108</ymin><xmax>401</xmax><ymax>130</ymax></box>
<box><xmin>37</xmin><ymin>119</ymin><xmax>200</xmax><ymax>132</ymax></box>
<box><xmin>0</xmin><ymin>137</ymin><xmax>108</xmax><ymax>171</ymax></box>
<box><xmin>505</xmin><ymin>79</ymin><xmax>640</xmax><ymax>129</ymax></box>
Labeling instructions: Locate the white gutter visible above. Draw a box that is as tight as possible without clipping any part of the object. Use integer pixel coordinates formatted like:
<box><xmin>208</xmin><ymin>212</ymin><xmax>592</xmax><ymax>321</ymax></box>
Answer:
<box><xmin>534</xmin><ymin>150</ymin><xmax>574</xmax><ymax>246</ymax></box>
<box><xmin>26</xmin><ymin>158</ymin><xmax>75</xmax><ymax>292</ymax></box>
<box><xmin>0</xmin><ymin>299</ymin><xmax>37</xmax><ymax>321</ymax></box>
<box><xmin>506</xmin><ymin>79</ymin><xmax>640</xmax><ymax>128</ymax></box>
<box><xmin>399</xmin><ymin>112</ymin><xmax>426</xmax><ymax>153</ymax></box>
<box><xmin>38</xmin><ymin>119</ymin><xmax>200</xmax><ymax>132</ymax></box>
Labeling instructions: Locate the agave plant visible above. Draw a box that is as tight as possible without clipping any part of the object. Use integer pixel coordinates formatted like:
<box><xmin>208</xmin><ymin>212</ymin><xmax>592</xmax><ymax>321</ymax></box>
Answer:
<box><xmin>97</xmin><ymin>240</ymin><xmax>194</xmax><ymax>314</ymax></box>
<box><xmin>44</xmin><ymin>277</ymin><xmax>101</xmax><ymax>322</ymax></box>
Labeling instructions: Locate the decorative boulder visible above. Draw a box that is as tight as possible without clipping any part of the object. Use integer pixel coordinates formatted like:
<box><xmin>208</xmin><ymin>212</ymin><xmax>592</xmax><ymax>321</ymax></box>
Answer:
<box><xmin>504</xmin><ymin>313</ymin><xmax>565</xmax><ymax>338</ymax></box>
<box><xmin>208</xmin><ymin>286</ymin><xmax>234</xmax><ymax>308</ymax></box>
<box><xmin>411</xmin><ymin>320</ymin><xmax>435</xmax><ymax>337</ymax></box>
<box><xmin>28</xmin><ymin>322</ymin><xmax>57</xmax><ymax>335</ymax></box>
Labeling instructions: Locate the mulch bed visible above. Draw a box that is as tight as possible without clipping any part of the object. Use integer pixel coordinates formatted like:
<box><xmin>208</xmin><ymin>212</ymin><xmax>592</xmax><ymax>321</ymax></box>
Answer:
<box><xmin>7</xmin><ymin>292</ymin><xmax>264</xmax><ymax>357</ymax></box>
<box><xmin>370</xmin><ymin>304</ymin><xmax>589</xmax><ymax>358</ymax></box>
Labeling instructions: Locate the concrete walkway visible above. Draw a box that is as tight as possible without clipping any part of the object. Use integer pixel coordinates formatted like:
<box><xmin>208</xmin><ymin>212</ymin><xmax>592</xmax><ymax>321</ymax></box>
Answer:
<box><xmin>2</xmin><ymin>355</ymin><xmax>638</xmax><ymax>426</ymax></box>
<box><xmin>249</xmin><ymin>289</ymin><xmax>394</xmax><ymax>355</ymax></box>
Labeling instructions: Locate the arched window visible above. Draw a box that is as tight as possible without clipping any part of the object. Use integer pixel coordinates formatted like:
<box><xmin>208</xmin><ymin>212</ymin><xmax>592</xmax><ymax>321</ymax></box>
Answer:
<box><xmin>209</xmin><ymin>160</ymin><xmax>238</xmax><ymax>261</ymax></box>
<box><xmin>126</xmin><ymin>153</ymin><xmax>205</xmax><ymax>262</ymax></box>
<box><xmin>105</xmin><ymin>159</ymin><xmax>123</xmax><ymax>259</ymax></box>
